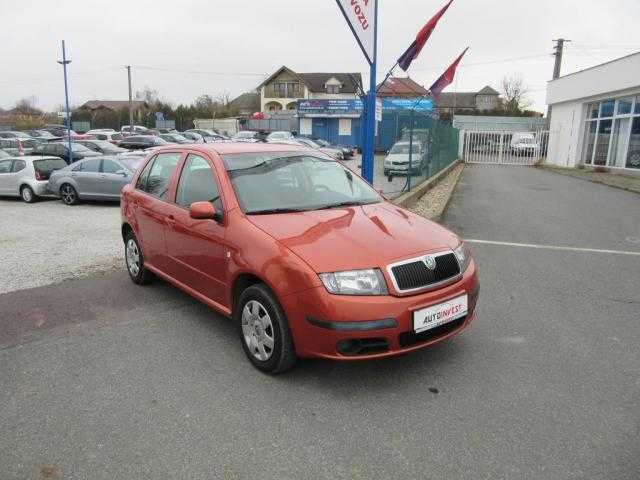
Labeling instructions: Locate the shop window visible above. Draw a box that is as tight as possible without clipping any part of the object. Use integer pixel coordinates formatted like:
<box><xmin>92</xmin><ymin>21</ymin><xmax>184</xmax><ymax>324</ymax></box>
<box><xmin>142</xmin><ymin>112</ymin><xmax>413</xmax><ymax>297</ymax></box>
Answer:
<box><xmin>626</xmin><ymin>117</ymin><xmax>640</xmax><ymax>169</ymax></box>
<box><xmin>599</xmin><ymin>99</ymin><xmax>615</xmax><ymax>118</ymax></box>
<box><xmin>635</xmin><ymin>96</ymin><xmax>640</xmax><ymax>114</ymax></box>
<box><xmin>616</xmin><ymin>98</ymin><xmax>633</xmax><ymax>115</ymax></box>
<box><xmin>593</xmin><ymin>119</ymin><xmax>612</xmax><ymax>166</ymax></box>
<box><xmin>582</xmin><ymin>121</ymin><xmax>597</xmax><ymax>164</ymax></box>
<box><xmin>587</xmin><ymin>102</ymin><xmax>599</xmax><ymax>119</ymax></box>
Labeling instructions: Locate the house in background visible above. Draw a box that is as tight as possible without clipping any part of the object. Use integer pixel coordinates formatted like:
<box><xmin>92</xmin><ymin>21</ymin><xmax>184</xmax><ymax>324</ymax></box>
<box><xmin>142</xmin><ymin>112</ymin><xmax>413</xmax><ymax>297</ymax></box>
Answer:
<box><xmin>228</xmin><ymin>92</ymin><xmax>260</xmax><ymax>116</ymax></box>
<box><xmin>434</xmin><ymin>86</ymin><xmax>501</xmax><ymax>116</ymax></box>
<box><xmin>377</xmin><ymin>76</ymin><xmax>429</xmax><ymax>98</ymax></box>
<box><xmin>77</xmin><ymin>100</ymin><xmax>148</xmax><ymax>122</ymax></box>
<box><xmin>257</xmin><ymin>66</ymin><xmax>362</xmax><ymax>112</ymax></box>
<box><xmin>255</xmin><ymin>66</ymin><xmax>363</xmax><ymax>146</ymax></box>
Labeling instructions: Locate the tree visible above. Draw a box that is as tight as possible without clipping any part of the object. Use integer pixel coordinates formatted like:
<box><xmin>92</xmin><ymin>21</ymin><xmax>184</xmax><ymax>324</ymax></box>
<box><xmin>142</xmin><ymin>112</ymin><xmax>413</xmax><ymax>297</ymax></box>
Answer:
<box><xmin>135</xmin><ymin>86</ymin><xmax>159</xmax><ymax>105</ymax></box>
<box><xmin>501</xmin><ymin>75</ymin><xmax>531</xmax><ymax>115</ymax></box>
<box><xmin>14</xmin><ymin>96</ymin><xmax>42</xmax><ymax>115</ymax></box>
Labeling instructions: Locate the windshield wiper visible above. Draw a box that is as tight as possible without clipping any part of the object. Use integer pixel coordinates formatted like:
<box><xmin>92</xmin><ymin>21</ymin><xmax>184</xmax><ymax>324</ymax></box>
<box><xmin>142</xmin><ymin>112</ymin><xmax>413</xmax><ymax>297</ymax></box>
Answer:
<box><xmin>315</xmin><ymin>201</ymin><xmax>373</xmax><ymax>210</ymax></box>
<box><xmin>246</xmin><ymin>207</ymin><xmax>309</xmax><ymax>215</ymax></box>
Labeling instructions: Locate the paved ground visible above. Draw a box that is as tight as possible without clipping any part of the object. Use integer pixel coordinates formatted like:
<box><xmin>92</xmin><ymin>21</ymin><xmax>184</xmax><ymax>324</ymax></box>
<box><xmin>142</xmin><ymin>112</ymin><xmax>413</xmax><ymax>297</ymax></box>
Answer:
<box><xmin>540</xmin><ymin>165</ymin><xmax>640</xmax><ymax>194</ymax></box>
<box><xmin>1</xmin><ymin>165</ymin><xmax>639</xmax><ymax>479</ymax></box>
<box><xmin>0</xmin><ymin>197</ymin><xmax>122</xmax><ymax>294</ymax></box>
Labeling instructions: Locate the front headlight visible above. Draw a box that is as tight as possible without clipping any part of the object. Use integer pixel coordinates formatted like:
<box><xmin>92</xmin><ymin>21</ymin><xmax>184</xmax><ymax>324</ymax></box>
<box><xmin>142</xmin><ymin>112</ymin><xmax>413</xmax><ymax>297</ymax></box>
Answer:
<box><xmin>319</xmin><ymin>269</ymin><xmax>388</xmax><ymax>296</ymax></box>
<box><xmin>453</xmin><ymin>242</ymin><xmax>472</xmax><ymax>272</ymax></box>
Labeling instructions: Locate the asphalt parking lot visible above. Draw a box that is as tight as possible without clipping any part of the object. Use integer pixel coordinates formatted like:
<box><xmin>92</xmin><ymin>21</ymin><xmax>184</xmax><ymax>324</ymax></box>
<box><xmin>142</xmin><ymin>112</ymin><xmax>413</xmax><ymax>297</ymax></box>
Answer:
<box><xmin>1</xmin><ymin>166</ymin><xmax>639</xmax><ymax>479</ymax></box>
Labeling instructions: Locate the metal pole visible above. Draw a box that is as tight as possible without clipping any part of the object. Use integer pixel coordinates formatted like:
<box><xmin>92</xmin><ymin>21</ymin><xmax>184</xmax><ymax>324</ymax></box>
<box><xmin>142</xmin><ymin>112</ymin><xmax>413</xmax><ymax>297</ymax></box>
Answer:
<box><xmin>407</xmin><ymin>108</ymin><xmax>414</xmax><ymax>191</ymax></box>
<box><xmin>546</xmin><ymin>38</ymin><xmax>570</xmax><ymax>121</ymax></box>
<box><xmin>126</xmin><ymin>66</ymin><xmax>134</xmax><ymax>133</ymax></box>
<box><xmin>361</xmin><ymin>0</ymin><xmax>378</xmax><ymax>184</ymax></box>
<box><xmin>58</xmin><ymin>40</ymin><xmax>73</xmax><ymax>163</ymax></box>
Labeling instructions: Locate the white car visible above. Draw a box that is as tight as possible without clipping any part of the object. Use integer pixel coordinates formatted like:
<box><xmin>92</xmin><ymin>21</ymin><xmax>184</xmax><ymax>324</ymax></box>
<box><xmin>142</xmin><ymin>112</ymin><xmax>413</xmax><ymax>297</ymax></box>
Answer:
<box><xmin>0</xmin><ymin>156</ymin><xmax>67</xmax><ymax>202</ymax></box>
<box><xmin>510</xmin><ymin>132</ymin><xmax>540</xmax><ymax>153</ymax></box>
<box><xmin>383</xmin><ymin>141</ymin><xmax>425</xmax><ymax>176</ymax></box>
<box><xmin>86</xmin><ymin>128</ymin><xmax>117</xmax><ymax>135</ymax></box>
<box><xmin>121</xmin><ymin>125</ymin><xmax>149</xmax><ymax>135</ymax></box>
<box><xmin>266</xmin><ymin>131</ymin><xmax>295</xmax><ymax>142</ymax></box>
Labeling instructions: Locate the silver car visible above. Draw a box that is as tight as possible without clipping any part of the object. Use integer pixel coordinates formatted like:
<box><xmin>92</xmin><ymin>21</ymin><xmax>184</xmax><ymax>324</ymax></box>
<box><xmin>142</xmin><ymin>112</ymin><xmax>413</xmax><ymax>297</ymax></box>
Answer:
<box><xmin>48</xmin><ymin>156</ymin><xmax>142</xmax><ymax>205</ymax></box>
<box><xmin>0</xmin><ymin>155</ymin><xmax>67</xmax><ymax>202</ymax></box>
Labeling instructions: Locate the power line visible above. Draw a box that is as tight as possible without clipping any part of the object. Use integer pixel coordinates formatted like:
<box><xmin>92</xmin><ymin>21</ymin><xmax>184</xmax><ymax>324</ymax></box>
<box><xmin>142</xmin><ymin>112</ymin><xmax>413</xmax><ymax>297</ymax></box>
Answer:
<box><xmin>133</xmin><ymin>65</ymin><xmax>267</xmax><ymax>77</ymax></box>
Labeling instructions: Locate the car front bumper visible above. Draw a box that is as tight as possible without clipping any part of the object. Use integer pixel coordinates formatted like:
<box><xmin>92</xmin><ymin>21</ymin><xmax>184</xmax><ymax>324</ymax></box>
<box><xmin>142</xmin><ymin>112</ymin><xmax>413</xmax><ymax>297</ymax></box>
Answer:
<box><xmin>280</xmin><ymin>260</ymin><xmax>479</xmax><ymax>360</ymax></box>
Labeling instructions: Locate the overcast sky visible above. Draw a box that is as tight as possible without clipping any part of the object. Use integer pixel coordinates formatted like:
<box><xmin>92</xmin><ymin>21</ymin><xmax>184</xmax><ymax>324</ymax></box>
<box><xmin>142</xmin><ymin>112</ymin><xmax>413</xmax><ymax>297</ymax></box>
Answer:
<box><xmin>1</xmin><ymin>0</ymin><xmax>639</xmax><ymax>113</ymax></box>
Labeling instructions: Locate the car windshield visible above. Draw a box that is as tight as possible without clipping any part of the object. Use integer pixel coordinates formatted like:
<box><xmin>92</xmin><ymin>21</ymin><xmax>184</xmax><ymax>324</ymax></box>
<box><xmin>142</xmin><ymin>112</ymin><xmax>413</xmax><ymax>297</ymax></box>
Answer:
<box><xmin>151</xmin><ymin>137</ymin><xmax>169</xmax><ymax>145</ymax></box>
<box><xmin>89</xmin><ymin>140</ymin><xmax>117</xmax><ymax>149</ymax></box>
<box><xmin>223</xmin><ymin>153</ymin><xmax>382</xmax><ymax>214</ymax></box>
<box><xmin>71</xmin><ymin>143</ymin><xmax>92</xmax><ymax>152</ymax></box>
<box><xmin>390</xmin><ymin>143</ymin><xmax>420</xmax><ymax>154</ymax></box>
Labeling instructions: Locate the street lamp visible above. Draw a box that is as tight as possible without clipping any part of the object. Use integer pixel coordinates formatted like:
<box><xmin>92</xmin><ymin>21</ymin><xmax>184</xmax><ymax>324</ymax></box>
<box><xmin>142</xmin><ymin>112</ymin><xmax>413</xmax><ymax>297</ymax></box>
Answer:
<box><xmin>57</xmin><ymin>40</ymin><xmax>73</xmax><ymax>163</ymax></box>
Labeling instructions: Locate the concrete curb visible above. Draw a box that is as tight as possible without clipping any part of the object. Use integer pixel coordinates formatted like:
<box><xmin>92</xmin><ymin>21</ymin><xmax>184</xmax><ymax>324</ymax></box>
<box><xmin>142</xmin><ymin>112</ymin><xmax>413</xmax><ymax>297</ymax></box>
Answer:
<box><xmin>538</xmin><ymin>164</ymin><xmax>640</xmax><ymax>195</ymax></box>
<box><xmin>392</xmin><ymin>159</ymin><xmax>462</xmax><ymax>208</ymax></box>
<box><xmin>430</xmin><ymin>165</ymin><xmax>465</xmax><ymax>223</ymax></box>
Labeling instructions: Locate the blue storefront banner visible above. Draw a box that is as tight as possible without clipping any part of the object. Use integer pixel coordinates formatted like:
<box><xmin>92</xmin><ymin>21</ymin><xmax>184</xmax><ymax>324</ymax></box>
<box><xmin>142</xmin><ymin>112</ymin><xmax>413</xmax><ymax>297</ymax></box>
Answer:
<box><xmin>381</xmin><ymin>98</ymin><xmax>434</xmax><ymax>111</ymax></box>
<box><xmin>297</xmin><ymin>99</ymin><xmax>363</xmax><ymax>117</ymax></box>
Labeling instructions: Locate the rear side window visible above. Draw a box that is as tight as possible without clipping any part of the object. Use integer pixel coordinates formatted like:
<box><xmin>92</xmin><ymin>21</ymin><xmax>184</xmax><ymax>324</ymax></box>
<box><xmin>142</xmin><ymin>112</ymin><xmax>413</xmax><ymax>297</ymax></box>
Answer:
<box><xmin>34</xmin><ymin>158</ymin><xmax>68</xmax><ymax>175</ymax></box>
<box><xmin>140</xmin><ymin>153</ymin><xmax>180</xmax><ymax>200</ymax></box>
<box><xmin>81</xmin><ymin>159</ymin><xmax>101</xmax><ymax>173</ymax></box>
<box><xmin>102</xmin><ymin>159</ymin><xmax>122</xmax><ymax>174</ymax></box>
<box><xmin>12</xmin><ymin>160</ymin><xmax>26</xmax><ymax>172</ymax></box>
<box><xmin>175</xmin><ymin>154</ymin><xmax>222</xmax><ymax>209</ymax></box>
<box><xmin>135</xmin><ymin>157</ymin><xmax>155</xmax><ymax>190</ymax></box>
<box><xmin>0</xmin><ymin>160</ymin><xmax>11</xmax><ymax>173</ymax></box>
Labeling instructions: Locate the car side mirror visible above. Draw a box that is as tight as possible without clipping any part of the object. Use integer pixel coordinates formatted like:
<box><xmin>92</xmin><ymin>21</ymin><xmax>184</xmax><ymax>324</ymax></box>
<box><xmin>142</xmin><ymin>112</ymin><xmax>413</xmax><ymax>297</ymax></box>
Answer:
<box><xmin>189</xmin><ymin>201</ymin><xmax>221</xmax><ymax>221</ymax></box>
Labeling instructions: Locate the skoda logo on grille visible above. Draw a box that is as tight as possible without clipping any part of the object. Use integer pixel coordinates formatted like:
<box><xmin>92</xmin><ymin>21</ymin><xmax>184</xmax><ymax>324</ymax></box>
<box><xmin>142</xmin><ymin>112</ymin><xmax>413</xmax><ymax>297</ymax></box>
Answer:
<box><xmin>423</xmin><ymin>255</ymin><xmax>436</xmax><ymax>270</ymax></box>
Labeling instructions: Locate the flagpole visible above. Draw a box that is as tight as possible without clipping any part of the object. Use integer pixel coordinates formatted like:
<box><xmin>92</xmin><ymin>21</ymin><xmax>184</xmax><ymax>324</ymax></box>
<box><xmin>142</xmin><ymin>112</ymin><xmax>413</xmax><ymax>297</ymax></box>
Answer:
<box><xmin>376</xmin><ymin>60</ymin><xmax>399</xmax><ymax>94</ymax></box>
<box><xmin>361</xmin><ymin>0</ymin><xmax>378</xmax><ymax>184</ymax></box>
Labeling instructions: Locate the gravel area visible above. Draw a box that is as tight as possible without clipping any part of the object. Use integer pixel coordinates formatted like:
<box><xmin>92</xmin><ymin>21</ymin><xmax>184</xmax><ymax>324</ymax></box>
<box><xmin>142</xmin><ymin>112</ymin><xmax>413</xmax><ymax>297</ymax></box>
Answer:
<box><xmin>406</xmin><ymin>163</ymin><xmax>465</xmax><ymax>220</ymax></box>
<box><xmin>0</xmin><ymin>198</ymin><xmax>123</xmax><ymax>294</ymax></box>
<box><xmin>540</xmin><ymin>165</ymin><xmax>640</xmax><ymax>194</ymax></box>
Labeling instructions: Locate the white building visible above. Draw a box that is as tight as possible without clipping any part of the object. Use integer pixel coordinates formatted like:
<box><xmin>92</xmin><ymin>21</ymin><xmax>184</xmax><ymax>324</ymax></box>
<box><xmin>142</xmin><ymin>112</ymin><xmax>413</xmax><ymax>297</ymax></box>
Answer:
<box><xmin>546</xmin><ymin>52</ymin><xmax>640</xmax><ymax>172</ymax></box>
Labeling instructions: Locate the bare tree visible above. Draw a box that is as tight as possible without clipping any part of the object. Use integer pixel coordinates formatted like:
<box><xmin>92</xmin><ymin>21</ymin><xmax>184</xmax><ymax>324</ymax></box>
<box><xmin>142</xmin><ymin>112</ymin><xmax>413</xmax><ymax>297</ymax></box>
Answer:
<box><xmin>14</xmin><ymin>96</ymin><xmax>42</xmax><ymax>115</ymax></box>
<box><xmin>501</xmin><ymin>75</ymin><xmax>531</xmax><ymax>114</ymax></box>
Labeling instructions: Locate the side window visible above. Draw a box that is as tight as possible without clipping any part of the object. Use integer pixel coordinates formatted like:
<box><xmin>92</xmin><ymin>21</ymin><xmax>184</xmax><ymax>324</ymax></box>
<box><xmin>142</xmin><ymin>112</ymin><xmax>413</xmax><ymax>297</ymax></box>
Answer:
<box><xmin>82</xmin><ymin>159</ymin><xmax>101</xmax><ymax>173</ymax></box>
<box><xmin>102</xmin><ymin>159</ymin><xmax>121</xmax><ymax>174</ymax></box>
<box><xmin>135</xmin><ymin>156</ymin><xmax>155</xmax><ymax>191</ymax></box>
<box><xmin>144</xmin><ymin>152</ymin><xmax>180</xmax><ymax>200</ymax></box>
<box><xmin>0</xmin><ymin>160</ymin><xmax>11</xmax><ymax>173</ymax></box>
<box><xmin>175</xmin><ymin>154</ymin><xmax>222</xmax><ymax>209</ymax></box>
<box><xmin>96</xmin><ymin>134</ymin><xmax>106</xmax><ymax>140</ymax></box>
<box><xmin>12</xmin><ymin>160</ymin><xmax>26</xmax><ymax>172</ymax></box>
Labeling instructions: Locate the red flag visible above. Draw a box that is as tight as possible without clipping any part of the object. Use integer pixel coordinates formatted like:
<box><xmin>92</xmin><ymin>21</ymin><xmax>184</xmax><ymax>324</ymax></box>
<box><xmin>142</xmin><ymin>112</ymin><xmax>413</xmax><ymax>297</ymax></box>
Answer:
<box><xmin>397</xmin><ymin>0</ymin><xmax>454</xmax><ymax>71</ymax></box>
<box><xmin>428</xmin><ymin>47</ymin><xmax>468</xmax><ymax>98</ymax></box>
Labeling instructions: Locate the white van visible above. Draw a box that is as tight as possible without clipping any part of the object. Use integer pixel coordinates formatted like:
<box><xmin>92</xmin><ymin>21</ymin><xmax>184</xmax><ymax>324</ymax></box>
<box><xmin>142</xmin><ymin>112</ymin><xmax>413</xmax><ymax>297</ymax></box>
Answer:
<box><xmin>510</xmin><ymin>132</ymin><xmax>540</xmax><ymax>153</ymax></box>
<box><xmin>383</xmin><ymin>141</ymin><xmax>425</xmax><ymax>176</ymax></box>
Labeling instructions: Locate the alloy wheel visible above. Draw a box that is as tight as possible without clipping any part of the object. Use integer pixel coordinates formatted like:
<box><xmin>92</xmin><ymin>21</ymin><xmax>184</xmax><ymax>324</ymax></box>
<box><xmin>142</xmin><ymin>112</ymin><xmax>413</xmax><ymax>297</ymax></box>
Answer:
<box><xmin>21</xmin><ymin>187</ymin><xmax>33</xmax><ymax>202</ymax></box>
<box><xmin>241</xmin><ymin>300</ymin><xmax>275</xmax><ymax>361</ymax></box>
<box><xmin>126</xmin><ymin>238</ymin><xmax>140</xmax><ymax>277</ymax></box>
<box><xmin>61</xmin><ymin>185</ymin><xmax>76</xmax><ymax>205</ymax></box>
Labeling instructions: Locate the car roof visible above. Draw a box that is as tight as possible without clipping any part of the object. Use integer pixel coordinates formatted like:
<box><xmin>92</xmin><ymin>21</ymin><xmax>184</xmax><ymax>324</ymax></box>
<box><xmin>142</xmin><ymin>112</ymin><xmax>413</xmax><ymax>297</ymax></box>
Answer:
<box><xmin>9</xmin><ymin>155</ymin><xmax>61</xmax><ymax>162</ymax></box>
<box><xmin>149</xmin><ymin>141</ymin><xmax>312</xmax><ymax>156</ymax></box>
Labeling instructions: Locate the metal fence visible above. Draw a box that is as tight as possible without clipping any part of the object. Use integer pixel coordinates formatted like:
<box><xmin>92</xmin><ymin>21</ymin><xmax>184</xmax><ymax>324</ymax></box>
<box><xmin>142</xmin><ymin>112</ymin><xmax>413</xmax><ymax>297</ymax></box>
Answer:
<box><xmin>462</xmin><ymin>130</ymin><xmax>549</xmax><ymax>165</ymax></box>
<box><xmin>372</xmin><ymin>110</ymin><xmax>460</xmax><ymax>198</ymax></box>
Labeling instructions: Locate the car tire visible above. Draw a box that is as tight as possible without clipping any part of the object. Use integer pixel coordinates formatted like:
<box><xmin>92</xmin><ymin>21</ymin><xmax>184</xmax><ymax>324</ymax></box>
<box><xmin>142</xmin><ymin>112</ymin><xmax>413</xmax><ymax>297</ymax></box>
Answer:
<box><xmin>60</xmin><ymin>184</ymin><xmax>79</xmax><ymax>206</ymax></box>
<box><xmin>124</xmin><ymin>231</ymin><xmax>153</xmax><ymax>285</ymax></box>
<box><xmin>20</xmin><ymin>185</ymin><xmax>36</xmax><ymax>203</ymax></box>
<box><xmin>235</xmin><ymin>284</ymin><xmax>297</xmax><ymax>374</ymax></box>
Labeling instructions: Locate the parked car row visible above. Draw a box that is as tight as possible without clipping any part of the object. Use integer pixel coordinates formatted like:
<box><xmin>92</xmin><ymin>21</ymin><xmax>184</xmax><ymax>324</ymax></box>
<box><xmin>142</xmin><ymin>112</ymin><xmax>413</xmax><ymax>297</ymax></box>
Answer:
<box><xmin>230</xmin><ymin>130</ymin><xmax>355</xmax><ymax>160</ymax></box>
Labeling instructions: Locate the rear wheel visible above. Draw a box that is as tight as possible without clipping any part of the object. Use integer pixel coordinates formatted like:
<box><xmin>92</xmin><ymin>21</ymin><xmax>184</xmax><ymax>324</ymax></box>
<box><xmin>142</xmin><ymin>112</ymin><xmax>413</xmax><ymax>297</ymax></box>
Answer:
<box><xmin>60</xmin><ymin>184</ymin><xmax>78</xmax><ymax>205</ymax></box>
<box><xmin>235</xmin><ymin>284</ymin><xmax>297</xmax><ymax>374</ymax></box>
<box><xmin>20</xmin><ymin>185</ymin><xmax>36</xmax><ymax>203</ymax></box>
<box><xmin>124</xmin><ymin>231</ymin><xmax>153</xmax><ymax>285</ymax></box>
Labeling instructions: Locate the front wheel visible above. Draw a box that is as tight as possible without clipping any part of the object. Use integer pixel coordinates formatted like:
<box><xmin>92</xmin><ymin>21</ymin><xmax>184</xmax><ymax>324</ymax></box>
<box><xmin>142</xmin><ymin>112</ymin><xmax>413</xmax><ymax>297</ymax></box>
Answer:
<box><xmin>236</xmin><ymin>284</ymin><xmax>297</xmax><ymax>374</ymax></box>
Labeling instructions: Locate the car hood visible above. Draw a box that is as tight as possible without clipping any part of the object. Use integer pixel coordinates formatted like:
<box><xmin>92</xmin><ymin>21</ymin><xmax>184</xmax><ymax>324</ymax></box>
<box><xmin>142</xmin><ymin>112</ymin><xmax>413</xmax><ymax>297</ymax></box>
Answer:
<box><xmin>247</xmin><ymin>202</ymin><xmax>460</xmax><ymax>272</ymax></box>
<box><xmin>385</xmin><ymin>153</ymin><xmax>414</xmax><ymax>162</ymax></box>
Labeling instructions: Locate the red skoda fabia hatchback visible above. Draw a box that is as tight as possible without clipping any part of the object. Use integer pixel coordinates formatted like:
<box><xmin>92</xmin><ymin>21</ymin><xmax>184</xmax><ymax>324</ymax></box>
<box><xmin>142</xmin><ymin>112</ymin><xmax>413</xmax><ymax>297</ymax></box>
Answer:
<box><xmin>121</xmin><ymin>143</ymin><xmax>479</xmax><ymax>373</ymax></box>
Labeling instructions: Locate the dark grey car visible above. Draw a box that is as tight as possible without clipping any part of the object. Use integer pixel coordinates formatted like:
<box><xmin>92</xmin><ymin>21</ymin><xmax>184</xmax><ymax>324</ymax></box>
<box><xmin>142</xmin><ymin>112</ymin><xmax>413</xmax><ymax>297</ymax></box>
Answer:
<box><xmin>48</xmin><ymin>156</ymin><xmax>140</xmax><ymax>205</ymax></box>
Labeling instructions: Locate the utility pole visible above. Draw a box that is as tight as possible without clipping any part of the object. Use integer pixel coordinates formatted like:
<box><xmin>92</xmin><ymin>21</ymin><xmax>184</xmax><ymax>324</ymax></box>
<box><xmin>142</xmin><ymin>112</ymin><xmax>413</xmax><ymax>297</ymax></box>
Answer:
<box><xmin>126</xmin><ymin>66</ymin><xmax>134</xmax><ymax>133</ymax></box>
<box><xmin>57</xmin><ymin>40</ymin><xmax>73</xmax><ymax>164</ymax></box>
<box><xmin>547</xmin><ymin>38</ymin><xmax>571</xmax><ymax>121</ymax></box>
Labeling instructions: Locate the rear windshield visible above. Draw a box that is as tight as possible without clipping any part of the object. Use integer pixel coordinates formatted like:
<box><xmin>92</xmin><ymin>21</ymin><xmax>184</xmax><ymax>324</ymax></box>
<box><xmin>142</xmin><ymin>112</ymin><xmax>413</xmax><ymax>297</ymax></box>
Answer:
<box><xmin>33</xmin><ymin>158</ymin><xmax>68</xmax><ymax>178</ymax></box>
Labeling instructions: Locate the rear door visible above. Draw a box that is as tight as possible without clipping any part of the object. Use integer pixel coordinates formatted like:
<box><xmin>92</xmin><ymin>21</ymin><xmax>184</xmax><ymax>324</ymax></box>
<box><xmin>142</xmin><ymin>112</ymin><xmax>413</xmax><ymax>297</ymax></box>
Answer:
<box><xmin>74</xmin><ymin>158</ymin><xmax>102</xmax><ymax>197</ymax></box>
<box><xmin>163</xmin><ymin>153</ymin><xmax>227</xmax><ymax>306</ymax></box>
<box><xmin>0</xmin><ymin>159</ymin><xmax>13</xmax><ymax>194</ymax></box>
<box><xmin>100</xmin><ymin>158</ymin><xmax>132</xmax><ymax>198</ymax></box>
<box><xmin>132</xmin><ymin>152</ymin><xmax>182</xmax><ymax>271</ymax></box>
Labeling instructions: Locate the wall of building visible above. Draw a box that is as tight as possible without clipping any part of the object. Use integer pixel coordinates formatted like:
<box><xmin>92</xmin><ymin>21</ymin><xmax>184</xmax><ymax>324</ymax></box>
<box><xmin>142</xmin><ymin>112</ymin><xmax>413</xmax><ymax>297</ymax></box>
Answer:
<box><xmin>547</xmin><ymin>101</ymin><xmax>584</xmax><ymax>167</ymax></box>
